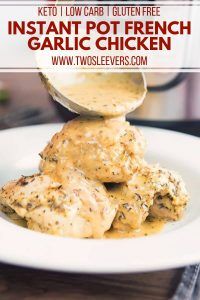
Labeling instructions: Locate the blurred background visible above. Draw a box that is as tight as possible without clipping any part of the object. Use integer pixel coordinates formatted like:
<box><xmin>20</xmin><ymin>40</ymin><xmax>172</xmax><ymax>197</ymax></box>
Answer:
<box><xmin>0</xmin><ymin>72</ymin><xmax>199</xmax><ymax>136</ymax></box>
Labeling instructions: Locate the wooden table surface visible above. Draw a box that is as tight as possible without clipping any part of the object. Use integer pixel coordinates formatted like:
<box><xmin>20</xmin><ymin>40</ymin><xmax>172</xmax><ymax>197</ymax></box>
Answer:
<box><xmin>0</xmin><ymin>73</ymin><xmax>184</xmax><ymax>300</ymax></box>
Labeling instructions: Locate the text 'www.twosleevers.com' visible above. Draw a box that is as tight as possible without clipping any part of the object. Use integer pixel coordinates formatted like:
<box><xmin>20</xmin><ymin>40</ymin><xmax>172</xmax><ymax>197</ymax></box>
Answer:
<box><xmin>51</xmin><ymin>55</ymin><xmax>148</xmax><ymax>67</ymax></box>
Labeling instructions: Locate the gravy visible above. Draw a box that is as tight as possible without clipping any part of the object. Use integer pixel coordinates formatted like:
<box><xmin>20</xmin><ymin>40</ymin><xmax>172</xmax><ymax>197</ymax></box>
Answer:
<box><xmin>105</xmin><ymin>219</ymin><xmax>165</xmax><ymax>239</ymax></box>
<box><xmin>7</xmin><ymin>211</ymin><xmax>164</xmax><ymax>239</ymax></box>
<box><xmin>60</xmin><ymin>73</ymin><xmax>145</xmax><ymax>116</ymax></box>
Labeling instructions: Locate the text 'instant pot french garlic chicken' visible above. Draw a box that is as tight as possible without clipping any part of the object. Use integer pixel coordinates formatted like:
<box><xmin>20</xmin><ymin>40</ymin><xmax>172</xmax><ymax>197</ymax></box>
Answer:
<box><xmin>0</xmin><ymin>72</ymin><xmax>189</xmax><ymax>238</ymax></box>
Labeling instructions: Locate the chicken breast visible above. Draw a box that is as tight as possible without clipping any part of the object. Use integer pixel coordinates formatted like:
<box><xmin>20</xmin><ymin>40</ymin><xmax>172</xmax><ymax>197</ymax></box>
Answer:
<box><xmin>109</xmin><ymin>164</ymin><xmax>189</xmax><ymax>230</ymax></box>
<box><xmin>40</xmin><ymin>117</ymin><xmax>146</xmax><ymax>183</ymax></box>
<box><xmin>0</xmin><ymin>170</ymin><xmax>117</xmax><ymax>238</ymax></box>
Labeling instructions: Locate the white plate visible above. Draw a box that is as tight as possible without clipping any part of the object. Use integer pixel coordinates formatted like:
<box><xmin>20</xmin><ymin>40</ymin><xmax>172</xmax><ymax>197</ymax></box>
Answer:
<box><xmin>0</xmin><ymin>124</ymin><xmax>199</xmax><ymax>274</ymax></box>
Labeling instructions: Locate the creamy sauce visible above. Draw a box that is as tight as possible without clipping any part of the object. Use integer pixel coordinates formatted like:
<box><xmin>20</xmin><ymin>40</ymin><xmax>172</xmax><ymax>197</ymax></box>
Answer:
<box><xmin>5</xmin><ymin>211</ymin><xmax>165</xmax><ymax>239</ymax></box>
<box><xmin>105</xmin><ymin>219</ymin><xmax>165</xmax><ymax>239</ymax></box>
<box><xmin>60</xmin><ymin>73</ymin><xmax>145</xmax><ymax>116</ymax></box>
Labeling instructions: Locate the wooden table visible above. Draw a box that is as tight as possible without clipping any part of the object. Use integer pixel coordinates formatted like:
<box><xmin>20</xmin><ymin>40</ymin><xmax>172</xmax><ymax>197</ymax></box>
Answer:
<box><xmin>0</xmin><ymin>73</ymin><xmax>184</xmax><ymax>300</ymax></box>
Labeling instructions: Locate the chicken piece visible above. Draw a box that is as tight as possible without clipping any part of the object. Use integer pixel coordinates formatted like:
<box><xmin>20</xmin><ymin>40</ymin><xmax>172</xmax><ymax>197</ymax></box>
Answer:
<box><xmin>108</xmin><ymin>167</ymin><xmax>155</xmax><ymax>230</ymax></box>
<box><xmin>40</xmin><ymin>117</ymin><xmax>146</xmax><ymax>183</ymax></box>
<box><xmin>0</xmin><ymin>169</ymin><xmax>117</xmax><ymax>238</ymax></box>
<box><xmin>149</xmin><ymin>165</ymin><xmax>189</xmax><ymax>221</ymax></box>
<box><xmin>109</xmin><ymin>164</ymin><xmax>189</xmax><ymax>230</ymax></box>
